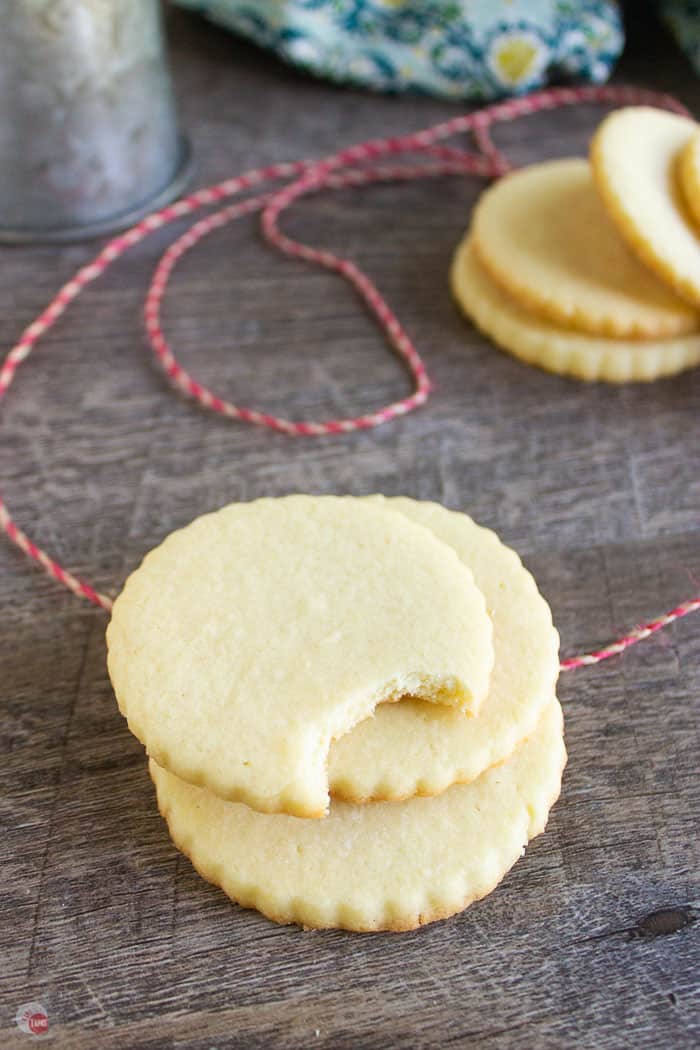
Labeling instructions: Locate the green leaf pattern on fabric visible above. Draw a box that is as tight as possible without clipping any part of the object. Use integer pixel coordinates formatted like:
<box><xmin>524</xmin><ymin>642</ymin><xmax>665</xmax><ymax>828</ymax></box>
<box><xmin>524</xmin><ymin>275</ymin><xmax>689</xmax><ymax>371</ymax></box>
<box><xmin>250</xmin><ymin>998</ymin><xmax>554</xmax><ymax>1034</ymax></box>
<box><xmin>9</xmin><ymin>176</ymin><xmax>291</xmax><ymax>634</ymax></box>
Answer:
<box><xmin>663</xmin><ymin>1</ymin><xmax>700</xmax><ymax>75</ymax></box>
<box><xmin>174</xmin><ymin>0</ymin><xmax>624</xmax><ymax>99</ymax></box>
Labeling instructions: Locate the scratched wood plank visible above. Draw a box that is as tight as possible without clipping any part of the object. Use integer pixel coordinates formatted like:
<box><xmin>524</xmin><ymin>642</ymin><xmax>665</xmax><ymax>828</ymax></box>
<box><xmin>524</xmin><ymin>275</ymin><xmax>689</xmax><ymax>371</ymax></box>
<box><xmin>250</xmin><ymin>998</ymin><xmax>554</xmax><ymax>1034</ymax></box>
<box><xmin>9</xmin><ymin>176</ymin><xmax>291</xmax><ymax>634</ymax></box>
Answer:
<box><xmin>1</xmin><ymin>5</ymin><xmax>699</xmax><ymax>1049</ymax></box>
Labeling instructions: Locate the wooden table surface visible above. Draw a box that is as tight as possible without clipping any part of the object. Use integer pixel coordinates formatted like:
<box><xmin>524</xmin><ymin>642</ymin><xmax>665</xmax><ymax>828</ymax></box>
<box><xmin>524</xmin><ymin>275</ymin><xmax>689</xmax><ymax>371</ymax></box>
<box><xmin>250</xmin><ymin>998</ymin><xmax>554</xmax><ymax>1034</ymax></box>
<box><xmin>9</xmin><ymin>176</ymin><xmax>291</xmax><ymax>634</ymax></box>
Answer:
<box><xmin>2</xmin><ymin>7</ymin><xmax>699</xmax><ymax>1048</ymax></box>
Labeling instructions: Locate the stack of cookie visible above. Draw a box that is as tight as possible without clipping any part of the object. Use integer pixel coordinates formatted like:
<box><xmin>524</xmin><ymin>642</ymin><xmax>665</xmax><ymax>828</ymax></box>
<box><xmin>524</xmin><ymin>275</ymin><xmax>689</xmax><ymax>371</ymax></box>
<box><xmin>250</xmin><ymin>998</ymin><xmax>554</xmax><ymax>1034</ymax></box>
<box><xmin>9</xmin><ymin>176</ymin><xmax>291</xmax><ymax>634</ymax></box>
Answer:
<box><xmin>107</xmin><ymin>495</ymin><xmax>563</xmax><ymax>932</ymax></box>
<box><xmin>452</xmin><ymin>106</ymin><xmax>700</xmax><ymax>382</ymax></box>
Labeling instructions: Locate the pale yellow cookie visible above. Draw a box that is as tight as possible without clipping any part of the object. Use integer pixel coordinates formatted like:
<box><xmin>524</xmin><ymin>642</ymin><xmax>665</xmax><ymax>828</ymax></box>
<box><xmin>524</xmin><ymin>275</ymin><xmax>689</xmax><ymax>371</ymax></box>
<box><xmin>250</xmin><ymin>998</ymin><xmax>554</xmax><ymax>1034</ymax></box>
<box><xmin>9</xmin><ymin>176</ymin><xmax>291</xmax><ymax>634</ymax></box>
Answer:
<box><xmin>591</xmin><ymin>106</ymin><xmax>700</xmax><ymax>306</ymax></box>
<box><xmin>678</xmin><ymin>130</ymin><xmax>700</xmax><ymax>230</ymax></box>
<box><xmin>328</xmin><ymin>497</ymin><xmax>559</xmax><ymax>803</ymax></box>
<box><xmin>150</xmin><ymin>698</ymin><xmax>566</xmax><ymax>932</ymax></box>
<box><xmin>451</xmin><ymin>236</ymin><xmax>700</xmax><ymax>382</ymax></box>
<box><xmin>107</xmin><ymin>495</ymin><xmax>494</xmax><ymax>819</ymax></box>
<box><xmin>472</xmin><ymin>158</ymin><xmax>698</xmax><ymax>339</ymax></box>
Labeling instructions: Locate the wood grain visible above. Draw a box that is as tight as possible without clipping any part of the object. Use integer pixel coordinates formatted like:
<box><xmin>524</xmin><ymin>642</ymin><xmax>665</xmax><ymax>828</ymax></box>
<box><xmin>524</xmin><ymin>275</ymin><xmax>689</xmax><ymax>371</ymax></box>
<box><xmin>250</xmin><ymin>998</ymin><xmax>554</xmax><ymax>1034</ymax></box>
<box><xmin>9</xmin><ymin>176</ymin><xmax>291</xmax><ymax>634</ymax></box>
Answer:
<box><xmin>1</xmin><ymin>6</ymin><xmax>699</xmax><ymax>1048</ymax></box>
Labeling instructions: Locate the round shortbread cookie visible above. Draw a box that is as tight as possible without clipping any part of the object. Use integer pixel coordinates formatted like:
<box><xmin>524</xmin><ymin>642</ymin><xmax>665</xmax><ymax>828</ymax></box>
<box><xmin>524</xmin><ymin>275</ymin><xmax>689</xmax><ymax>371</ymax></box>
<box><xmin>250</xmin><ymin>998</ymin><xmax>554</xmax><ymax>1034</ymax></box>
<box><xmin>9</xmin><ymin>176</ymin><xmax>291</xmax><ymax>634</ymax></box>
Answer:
<box><xmin>451</xmin><ymin>236</ymin><xmax>700</xmax><ymax>382</ymax></box>
<box><xmin>328</xmin><ymin>497</ymin><xmax>559</xmax><ymax>803</ymax></box>
<box><xmin>107</xmin><ymin>495</ymin><xmax>494</xmax><ymax>819</ymax></box>
<box><xmin>472</xmin><ymin>158</ymin><xmax>698</xmax><ymax>339</ymax></box>
<box><xmin>679</xmin><ymin>130</ymin><xmax>700</xmax><ymax>230</ymax></box>
<box><xmin>151</xmin><ymin>698</ymin><xmax>566</xmax><ymax>932</ymax></box>
<box><xmin>591</xmin><ymin>107</ymin><xmax>700</xmax><ymax>306</ymax></box>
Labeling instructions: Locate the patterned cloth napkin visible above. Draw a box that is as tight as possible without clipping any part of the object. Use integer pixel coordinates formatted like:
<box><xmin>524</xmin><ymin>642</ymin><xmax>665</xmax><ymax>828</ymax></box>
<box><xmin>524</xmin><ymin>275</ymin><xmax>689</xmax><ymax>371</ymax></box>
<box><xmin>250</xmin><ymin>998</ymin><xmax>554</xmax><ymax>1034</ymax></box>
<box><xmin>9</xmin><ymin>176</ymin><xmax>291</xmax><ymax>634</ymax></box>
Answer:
<box><xmin>663</xmin><ymin>1</ymin><xmax>700</xmax><ymax>74</ymax></box>
<box><xmin>174</xmin><ymin>0</ymin><xmax>624</xmax><ymax>99</ymax></box>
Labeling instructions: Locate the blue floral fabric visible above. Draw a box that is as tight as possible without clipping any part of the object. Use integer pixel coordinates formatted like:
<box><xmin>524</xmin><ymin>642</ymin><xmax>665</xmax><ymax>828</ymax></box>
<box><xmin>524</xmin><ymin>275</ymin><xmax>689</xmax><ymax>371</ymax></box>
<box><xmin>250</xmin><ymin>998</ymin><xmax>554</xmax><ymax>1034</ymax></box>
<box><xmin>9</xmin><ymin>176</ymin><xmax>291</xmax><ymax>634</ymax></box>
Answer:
<box><xmin>663</xmin><ymin>1</ymin><xmax>700</xmax><ymax>74</ymax></box>
<box><xmin>174</xmin><ymin>1</ymin><xmax>624</xmax><ymax>99</ymax></box>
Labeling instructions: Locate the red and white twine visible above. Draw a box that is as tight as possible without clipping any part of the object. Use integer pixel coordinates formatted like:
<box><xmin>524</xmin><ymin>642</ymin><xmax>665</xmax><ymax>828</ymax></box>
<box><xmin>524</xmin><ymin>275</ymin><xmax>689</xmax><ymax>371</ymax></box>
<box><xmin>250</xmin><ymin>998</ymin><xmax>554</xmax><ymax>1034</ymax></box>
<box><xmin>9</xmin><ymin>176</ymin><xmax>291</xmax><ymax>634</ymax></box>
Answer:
<box><xmin>1</xmin><ymin>84</ymin><xmax>698</xmax><ymax>671</ymax></box>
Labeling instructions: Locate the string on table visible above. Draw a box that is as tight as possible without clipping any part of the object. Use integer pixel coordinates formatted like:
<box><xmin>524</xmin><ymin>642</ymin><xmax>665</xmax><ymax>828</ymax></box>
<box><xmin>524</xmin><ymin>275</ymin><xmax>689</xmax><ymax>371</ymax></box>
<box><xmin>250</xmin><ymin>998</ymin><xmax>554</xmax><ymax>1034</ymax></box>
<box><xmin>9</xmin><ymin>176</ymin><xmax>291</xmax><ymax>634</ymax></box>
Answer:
<box><xmin>1</xmin><ymin>83</ymin><xmax>698</xmax><ymax>671</ymax></box>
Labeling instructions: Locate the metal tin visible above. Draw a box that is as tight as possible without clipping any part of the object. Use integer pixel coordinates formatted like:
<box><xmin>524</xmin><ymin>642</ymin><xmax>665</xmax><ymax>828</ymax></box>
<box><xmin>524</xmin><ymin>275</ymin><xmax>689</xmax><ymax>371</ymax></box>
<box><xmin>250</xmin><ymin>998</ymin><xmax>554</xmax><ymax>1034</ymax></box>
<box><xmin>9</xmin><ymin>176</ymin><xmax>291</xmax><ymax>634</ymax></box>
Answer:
<box><xmin>0</xmin><ymin>0</ymin><xmax>191</xmax><ymax>242</ymax></box>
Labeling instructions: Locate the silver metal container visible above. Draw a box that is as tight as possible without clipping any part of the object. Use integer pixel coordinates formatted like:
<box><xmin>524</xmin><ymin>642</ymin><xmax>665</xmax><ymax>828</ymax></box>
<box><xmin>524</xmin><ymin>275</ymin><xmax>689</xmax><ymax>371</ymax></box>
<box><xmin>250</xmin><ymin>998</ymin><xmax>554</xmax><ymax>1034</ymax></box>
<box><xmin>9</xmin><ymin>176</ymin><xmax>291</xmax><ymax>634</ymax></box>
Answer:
<box><xmin>0</xmin><ymin>0</ymin><xmax>192</xmax><ymax>241</ymax></box>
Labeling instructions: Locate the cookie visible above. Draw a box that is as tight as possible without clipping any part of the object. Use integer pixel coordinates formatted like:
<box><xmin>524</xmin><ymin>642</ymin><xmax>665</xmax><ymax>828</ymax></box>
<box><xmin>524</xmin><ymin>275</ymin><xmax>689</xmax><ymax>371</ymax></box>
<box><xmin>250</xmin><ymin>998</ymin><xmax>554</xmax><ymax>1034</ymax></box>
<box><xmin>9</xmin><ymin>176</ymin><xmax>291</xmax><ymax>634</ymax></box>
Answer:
<box><xmin>472</xmin><ymin>158</ymin><xmax>698</xmax><ymax>339</ymax></box>
<box><xmin>150</xmin><ymin>698</ymin><xmax>566</xmax><ymax>932</ymax></box>
<box><xmin>678</xmin><ymin>130</ymin><xmax>700</xmax><ymax>230</ymax></box>
<box><xmin>451</xmin><ymin>236</ymin><xmax>700</xmax><ymax>382</ymax></box>
<box><xmin>591</xmin><ymin>107</ymin><xmax>700</xmax><ymax>306</ymax></box>
<box><xmin>328</xmin><ymin>497</ymin><xmax>559</xmax><ymax>803</ymax></box>
<box><xmin>107</xmin><ymin>495</ymin><xmax>494</xmax><ymax>818</ymax></box>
